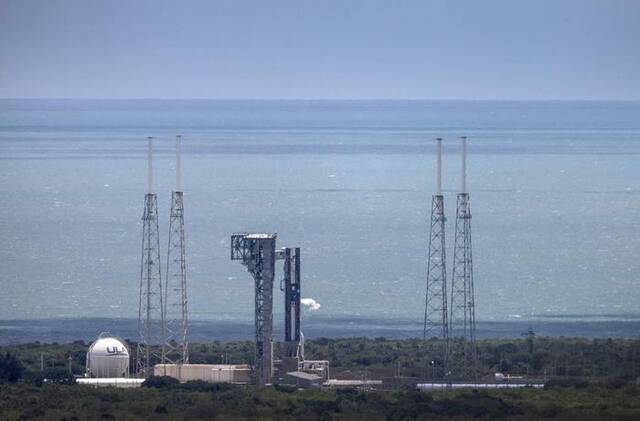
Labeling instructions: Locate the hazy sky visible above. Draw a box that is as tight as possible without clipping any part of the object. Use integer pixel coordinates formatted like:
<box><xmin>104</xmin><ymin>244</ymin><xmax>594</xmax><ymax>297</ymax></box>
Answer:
<box><xmin>1</xmin><ymin>0</ymin><xmax>639</xmax><ymax>100</ymax></box>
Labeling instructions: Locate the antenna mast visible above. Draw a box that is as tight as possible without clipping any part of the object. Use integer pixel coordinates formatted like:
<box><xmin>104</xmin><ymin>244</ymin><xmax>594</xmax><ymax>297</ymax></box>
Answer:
<box><xmin>137</xmin><ymin>136</ymin><xmax>164</xmax><ymax>377</ymax></box>
<box><xmin>423</xmin><ymin>137</ymin><xmax>449</xmax><ymax>378</ymax></box>
<box><xmin>176</xmin><ymin>134</ymin><xmax>182</xmax><ymax>192</ymax></box>
<box><xmin>449</xmin><ymin>135</ymin><xmax>478</xmax><ymax>380</ymax></box>
<box><xmin>164</xmin><ymin>135</ymin><xmax>189</xmax><ymax>365</ymax></box>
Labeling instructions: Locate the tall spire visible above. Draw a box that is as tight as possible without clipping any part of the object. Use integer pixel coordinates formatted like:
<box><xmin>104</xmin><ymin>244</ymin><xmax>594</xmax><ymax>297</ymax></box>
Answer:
<box><xmin>423</xmin><ymin>137</ymin><xmax>449</xmax><ymax>378</ymax></box>
<box><xmin>147</xmin><ymin>136</ymin><xmax>154</xmax><ymax>193</ymax></box>
<box><xmin>461</xmin><ymin>135</ymin><xmax>467</xmax><ymax>193</ymax></box>
<box><xmin>175</xmin><ymin>134</ymin><xmax>182</xmax><ymax>192</ymax></box>
<box><xmin>436</xmin><ymin>137</ymin><xmax>443</xmax><ymax>195</ymax></box>
<box><xmin>137</xmin><ymin>136</ymin><xmax>164</xmax><ymax>377</ymax></box>
<box><xmin>164</xmin><ymin>135</ymin><xmax>189</xmax><ymax>365</ymax></box>
<box><xmin>449</xmin><ymin>135</ymin><xmax>478</xmax><ymax>380</ymax></box>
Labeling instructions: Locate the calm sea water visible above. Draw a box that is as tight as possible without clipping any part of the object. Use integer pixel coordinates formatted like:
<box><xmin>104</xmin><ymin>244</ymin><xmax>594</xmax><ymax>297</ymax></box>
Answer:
<box><xmin>1</xmin><ymin>100</ymin><xmax>639</xmax><ymax>341</ymax></box>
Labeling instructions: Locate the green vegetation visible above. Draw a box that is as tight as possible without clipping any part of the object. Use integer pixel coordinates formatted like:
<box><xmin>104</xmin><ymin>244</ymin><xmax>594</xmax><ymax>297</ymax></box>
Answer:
<box><xmin>0</xmin><ymin>352</ymin><xmax>23</xmax><ymax>382</ymax></box>
<box><xmin>2</xmin><ymin>337</ymin><xmax>640</xmax><ymax>419</ymax></box>
<box><xmin>1</xmin><ymin>379</ymin><xmax>640</xmax><ymax>419</ymax></box>
<box><xmin>303</xmin><ymin>336</ymin><xmax>640</xmax><ymax>381</ymax></box>
<box><xmin>6</xmin><ymin>336</ymin><xmax>640</xmax><ymax>382</ymax></box>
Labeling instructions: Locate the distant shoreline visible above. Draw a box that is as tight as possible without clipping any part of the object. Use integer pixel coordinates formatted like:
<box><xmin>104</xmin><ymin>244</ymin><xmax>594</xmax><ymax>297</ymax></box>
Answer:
<box><xmin>1</xmin><ymin>317</ymin><xmax>639</xmax><ymax>345</ymax></box>
<box><xmin>2</xmin><ymin>98</ymin><xmax>640</xmax><ymax>103</ymax></box>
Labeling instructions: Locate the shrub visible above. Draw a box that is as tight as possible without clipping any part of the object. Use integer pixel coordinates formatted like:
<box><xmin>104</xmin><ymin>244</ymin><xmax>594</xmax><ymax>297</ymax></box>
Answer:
<box><xmin>142</xmin><ymin>375</ymin><xmax>180</xmax><ymax>388</ymax></box>
<box><xmin>0</xmin><ymin>352</ymin><xmax>24</xmax><ymax>382</ymax></box>
<box><xmin>545</xmin><ymin>378</ymin><xmax>591</xmax><ymax>389</ymax></box>
<box><xmin>182</xmin><ymin>380</ymin><xmax>234</xmax><ymax>392</ymax></box>
<box><xmin>273</xmin><ymin>383</ymin><xmax>297</xmax><ymax>393</ymax></box>
<box><xmin>605</xmin><ymin>377</ymin><xmax>629</xmax><ymax>389</ymax></box>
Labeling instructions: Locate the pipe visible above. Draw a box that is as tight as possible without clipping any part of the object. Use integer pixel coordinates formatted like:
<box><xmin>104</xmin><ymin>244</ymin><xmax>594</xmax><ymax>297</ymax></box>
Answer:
<box><xmin>176</xmin><ymin>135</ymin><xmax>182</xmax><ymax>192</ymax></box>
<box><xmin>147</xmin><ymin>136</ymin><xmax>154</xmax><ymax>194</ymax></box>
<box><xmin>461</xmin><ymin>136</ymin><xmax>467</xmax><ymax>193</ymax></box>
<box><xmin>436</xmin><ymin>137</ymin><xmax>443</xmax><ymax>195</ymax></box>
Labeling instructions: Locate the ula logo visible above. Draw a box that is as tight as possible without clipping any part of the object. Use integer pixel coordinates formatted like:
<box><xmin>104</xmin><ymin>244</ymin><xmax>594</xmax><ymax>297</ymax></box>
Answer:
<box><xmin>106</xmin><ymin>346</ymin><xmax>126</xmax><ymax>355</ymax></box>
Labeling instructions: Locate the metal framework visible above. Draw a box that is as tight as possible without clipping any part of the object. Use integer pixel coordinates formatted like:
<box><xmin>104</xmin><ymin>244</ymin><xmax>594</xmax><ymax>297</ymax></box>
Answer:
<box><xmin>423</xmin><ymin>138</ymin><xmax>449</xmax><ymax>378</ymax></box>
<box><xmin>231</xmin><ymin>233</ymin><xmax>277</xmax><ymax>386</ymax></box>
<box><xmin>163</xmin><ymin>135</ymin><xmax>189</xmax><ymax>365</ymax></box>
<box><xmin>449</xmin><ymin>136</ymin><xmax>477</xmax><ymax>379</ymax></box>
<box><xmin>136</xmin><ymin>137</ymin><xmax>164</xmax><ymax>377</ymax></box>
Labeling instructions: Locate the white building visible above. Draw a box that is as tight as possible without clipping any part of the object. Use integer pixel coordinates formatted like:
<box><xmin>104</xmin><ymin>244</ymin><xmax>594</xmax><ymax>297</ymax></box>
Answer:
<box><xmin>154</xmin><ymin>364</ymin><xmax>251</xmax><ymax>384</ymax></box>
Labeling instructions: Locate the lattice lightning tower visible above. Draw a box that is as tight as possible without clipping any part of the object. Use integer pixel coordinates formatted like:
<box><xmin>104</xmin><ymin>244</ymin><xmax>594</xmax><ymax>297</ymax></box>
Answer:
<box><xmin>164</xmin><ymin>135</ymin><xmax>189</xmax><ymax>365</ymax></box>
<box><xmin>449</xmin><ymin>136</ymin><xmax>478</xmax><ymax>379</ymax></box>
<box><xmin>423</xmin><ymin>138</ymin><xmax>449</xmax><ymax>376</ymax></box>
<box><xmin>137</xmin><ymin>136</ymin><xmax>165</xmax><ymax>377</ymax></box>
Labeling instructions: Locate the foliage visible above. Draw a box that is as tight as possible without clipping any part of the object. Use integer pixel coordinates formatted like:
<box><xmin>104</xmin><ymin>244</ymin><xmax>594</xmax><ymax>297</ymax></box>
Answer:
<box><xmin>2</xmin><ymin>337</ymin><xmax>640</xmax><ymax>419</ymax></box>
<box><xmin>4</xmin><ymin>337</ymin><xmax>640</xmax><ymax>382</ymax></box>
<box><xmin>142</xmin><ymin>375</ymin><xmax>180</xmax><ymax>388</ymax></box>
<box><xmin>0</xmin><ymin>382</ymin><xmax>639</xmax><ymax>420</ymax></box>
<box><xmin>0</xmin><ymin>352</ymin><xmax>23</xmax><ymax>383</ymax></box>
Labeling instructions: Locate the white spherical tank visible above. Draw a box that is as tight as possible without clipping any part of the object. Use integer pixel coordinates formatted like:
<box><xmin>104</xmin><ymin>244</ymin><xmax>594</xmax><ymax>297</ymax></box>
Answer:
<box><xmin>86</xmin><ymin>336</ymin><xmax>130</xmax><ymax>378</ymax></box>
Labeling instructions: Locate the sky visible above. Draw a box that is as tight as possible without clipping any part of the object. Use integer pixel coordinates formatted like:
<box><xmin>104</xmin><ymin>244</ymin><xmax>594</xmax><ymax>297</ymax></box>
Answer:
<box><xmin>0</xmin><ymin>0</ymin><xmax>639</xmax><ymax>100</ymax></box>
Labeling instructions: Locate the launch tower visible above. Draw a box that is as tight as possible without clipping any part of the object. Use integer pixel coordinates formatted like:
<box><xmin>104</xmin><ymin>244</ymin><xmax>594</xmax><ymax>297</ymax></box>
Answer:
<box><xmin>231</xmin><ymin>233</ymin><xmax>277</xmax><ymax>386</ymax></box>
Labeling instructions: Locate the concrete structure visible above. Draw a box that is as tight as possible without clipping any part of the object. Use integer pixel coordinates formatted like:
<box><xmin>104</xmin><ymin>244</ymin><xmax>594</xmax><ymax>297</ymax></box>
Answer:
<box><xmin>77</xmin><ymin>378</ymin><xmax>145</xmax><ymax>388</ymax></box>
<box><xmin>154</xmin><ymin>364</ymin><xmax>251</xmax><ymax>384</ymax></box>
<box><xmin>284</xmin><ymin>371</ymin><xmax>322</xmax><ymax>388</ymax></box>
<box><xmin>417</xmin><ymin>382</ymin><xmax>544</xmax><ymax>391</ymax></box>
<box><xmin>85</xmin><ymin>335</ymin><xmax>130</xmax><ymax>378</ymax></box>
<box><xmin>324</xmin><ymin>379</ymin><xmax>383</xmax><ymax>388</ymax></box>
<box><xmin>382</xmin><ymin>376</ymin><xmax>421</xmax><ymax>390</ymax></box>
<box><xmin>300</xmin><ymin>360</ymin><xmax>330</xmax><ymax>381</ymax></box>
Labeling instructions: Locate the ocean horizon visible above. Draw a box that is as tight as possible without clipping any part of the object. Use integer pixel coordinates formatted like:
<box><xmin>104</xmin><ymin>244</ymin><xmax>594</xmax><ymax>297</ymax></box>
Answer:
<box><xmin>2</xmin><ymin>315</ymin><xmax>640</xmax><ymax>345</ymax></box>
<box><xmin>1</xmin><ymin>99</ymin><xmax>639</xmax><ymax>344</ymax></box>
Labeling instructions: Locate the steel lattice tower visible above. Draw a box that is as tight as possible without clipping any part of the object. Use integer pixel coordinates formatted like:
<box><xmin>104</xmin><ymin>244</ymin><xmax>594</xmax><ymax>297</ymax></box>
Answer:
<box><xmin>449</xmin><ymin>136</ymin><xmax>478</xmax><ymax>379</ymax></box>
<box><xmin>163</xmin><ymin>135</ymin><xmax>189</xmax><ymax>365</ymax></box>
<box><xmin>231</xmin><ymin>233</ymin><xmax>277</xmax><ymax>386</ymax></box>
<box><xmin>423</xmin><ymin>138</ymin><xmax>449</xmax><ymax>377</ymax></box>
<box><xmin>136</xmin><ymin>137</ymin><xmax>165</xmax><ymax>377</ymax></box>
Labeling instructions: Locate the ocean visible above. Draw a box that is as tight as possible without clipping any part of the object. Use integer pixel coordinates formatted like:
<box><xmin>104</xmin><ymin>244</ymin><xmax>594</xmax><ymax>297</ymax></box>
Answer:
<box><xmin>1</xmin><ymin>99</ymin><xmax>639</xmax><ymax>344</ymax></box>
